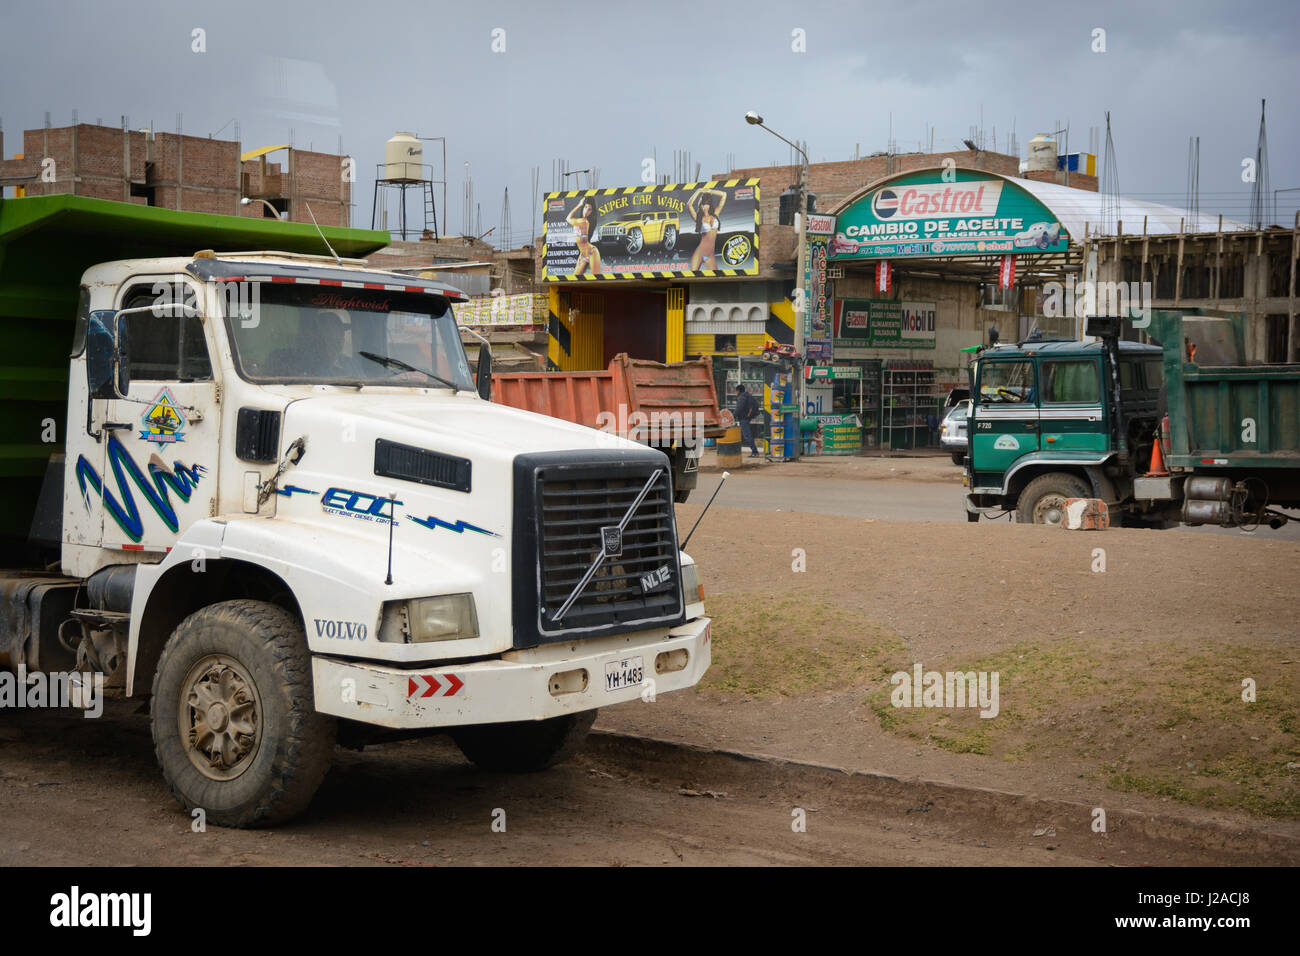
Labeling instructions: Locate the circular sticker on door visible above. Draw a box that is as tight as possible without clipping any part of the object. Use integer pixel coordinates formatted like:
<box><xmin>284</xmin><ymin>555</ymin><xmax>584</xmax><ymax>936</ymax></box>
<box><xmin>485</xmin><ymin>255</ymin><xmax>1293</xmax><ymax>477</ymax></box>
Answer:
<box><xmin>993</xmin><ymin>434</ymin><xmax>1020</xmax><ymax>450</ymax></box>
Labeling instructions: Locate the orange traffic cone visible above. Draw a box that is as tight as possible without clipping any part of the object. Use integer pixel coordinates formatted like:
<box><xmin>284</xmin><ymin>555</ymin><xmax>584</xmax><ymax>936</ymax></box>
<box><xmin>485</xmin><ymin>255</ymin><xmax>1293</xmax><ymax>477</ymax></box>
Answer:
<box><xmin>1146</xmin><ymin>433</ymin><xmax>1169</xmax><ymax>476</ymax></box>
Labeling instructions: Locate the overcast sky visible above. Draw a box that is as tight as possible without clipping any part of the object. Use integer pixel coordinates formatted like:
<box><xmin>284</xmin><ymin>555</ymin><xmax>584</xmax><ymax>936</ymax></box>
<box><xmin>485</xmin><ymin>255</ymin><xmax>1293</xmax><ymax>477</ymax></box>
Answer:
<box><xmin>2</xmin><ymin>0</ymin><xmax>1296</xmax><ymax>244</ymax></box>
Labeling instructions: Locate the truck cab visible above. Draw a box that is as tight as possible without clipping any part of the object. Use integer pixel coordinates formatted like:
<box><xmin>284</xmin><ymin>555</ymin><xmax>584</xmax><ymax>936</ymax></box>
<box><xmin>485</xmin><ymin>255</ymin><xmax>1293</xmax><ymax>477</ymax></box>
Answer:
<box><xmin>1</xmin><ymin>198</ymin><xmax>711</xmax><ymax>827</ymax></box>
<box><xmin>964</xmin><ymin>337</ymin><xmax>1165</xmax><ymax>525</ymax></box>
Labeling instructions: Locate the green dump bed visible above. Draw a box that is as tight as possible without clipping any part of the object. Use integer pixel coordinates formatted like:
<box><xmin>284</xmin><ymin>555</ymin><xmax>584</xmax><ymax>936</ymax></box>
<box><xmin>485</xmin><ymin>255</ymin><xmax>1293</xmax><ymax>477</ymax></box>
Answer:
<box><xmin>1149</xmin><ymin>310</ymin><xmax>1300</xmax><ymax>471</ymax></box>
<box><xmin>0</xmin><ymin>195</ymin><xmax>389</xmax><ymax>537</ymax></box>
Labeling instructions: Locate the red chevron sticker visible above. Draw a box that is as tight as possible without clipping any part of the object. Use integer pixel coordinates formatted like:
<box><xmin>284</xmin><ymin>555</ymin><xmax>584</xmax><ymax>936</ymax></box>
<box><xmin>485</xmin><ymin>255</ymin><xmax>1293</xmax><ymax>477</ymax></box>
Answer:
<box><xmin>407</xmin><ymin>674</ymin><xmax>462</xmax><ymax>698</ymax></box>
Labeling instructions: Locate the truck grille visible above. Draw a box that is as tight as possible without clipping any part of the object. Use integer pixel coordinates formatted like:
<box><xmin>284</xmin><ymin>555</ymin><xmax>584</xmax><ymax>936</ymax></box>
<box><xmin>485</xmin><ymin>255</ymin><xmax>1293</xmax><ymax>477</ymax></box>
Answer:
<box><xmin>512</xmin><ymin>451</ymin><xmax>684</xmax><ymax>647</ymax></box>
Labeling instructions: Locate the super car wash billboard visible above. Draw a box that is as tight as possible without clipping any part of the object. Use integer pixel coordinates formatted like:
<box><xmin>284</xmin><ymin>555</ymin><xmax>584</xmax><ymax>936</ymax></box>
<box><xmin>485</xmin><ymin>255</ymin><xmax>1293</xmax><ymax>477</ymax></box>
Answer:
<box><xmin>542</xmin><ymin>180</ymin><xmax>760</xmax><ymax>280</ymax></box>
<box><xmin>829</xmin><ymin>170</ymin><xmax>1068</xmax><ymax>260</ymax></box>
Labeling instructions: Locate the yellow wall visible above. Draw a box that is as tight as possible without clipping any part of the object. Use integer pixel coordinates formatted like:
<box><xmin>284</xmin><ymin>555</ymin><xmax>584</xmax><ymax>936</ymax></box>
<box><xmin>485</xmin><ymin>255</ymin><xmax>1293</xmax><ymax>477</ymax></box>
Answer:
<box><xmin>547</xmin><ymin>288</ymin><xmax>605</xmax><ymax>371</ymax></box>
<box><xmin>686</xmin><ymin>332</ymin><xmax>772</xmax><ymax>356</ymax></box>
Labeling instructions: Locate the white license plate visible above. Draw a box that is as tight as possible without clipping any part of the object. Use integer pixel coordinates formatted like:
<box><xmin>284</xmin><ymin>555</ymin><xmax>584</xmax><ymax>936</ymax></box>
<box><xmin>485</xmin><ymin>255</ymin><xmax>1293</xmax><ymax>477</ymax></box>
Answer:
<box><xmin>604</xmin><ymin>656</ymin><xmax>644</xmax><ymax>692</ymax></box>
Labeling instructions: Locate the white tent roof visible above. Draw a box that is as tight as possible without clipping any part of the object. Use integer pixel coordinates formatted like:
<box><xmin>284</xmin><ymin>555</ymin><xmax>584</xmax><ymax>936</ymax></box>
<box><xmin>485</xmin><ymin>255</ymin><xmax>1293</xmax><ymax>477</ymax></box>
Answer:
<box><xmin>1013</xmin><ymin>176</ymin><xmax>1247</xmax><ymax>239</ymax></box>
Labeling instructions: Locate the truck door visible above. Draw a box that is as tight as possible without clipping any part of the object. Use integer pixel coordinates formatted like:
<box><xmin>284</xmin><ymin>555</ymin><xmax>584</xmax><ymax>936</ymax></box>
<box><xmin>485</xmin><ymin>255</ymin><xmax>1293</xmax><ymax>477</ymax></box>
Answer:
<box><xmin>1038</xmin><ymin>357</ymin><xmax>1106</xmax><ymax>452</ymax></box>
<box><xmin>970</xmin><ymin>357</ymin><xmax>1039</xmax><ymax>480</ymax></box>
<box><xmin>95</xmin><ymin>278</ymin><xmax>220</xmax><ymax>552</ymax></box>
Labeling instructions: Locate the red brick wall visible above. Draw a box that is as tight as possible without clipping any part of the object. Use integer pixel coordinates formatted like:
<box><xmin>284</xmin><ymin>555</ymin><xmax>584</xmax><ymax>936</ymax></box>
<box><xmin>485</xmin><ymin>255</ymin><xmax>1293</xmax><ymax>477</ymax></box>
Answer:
<box><xmin>1025</xmin><ymin>169</ymin><xmax>1099</xmax><ymax>192</ymax></box>
<box><xmin>1</xmin><ymin>124</ymin><xmax>353</xmax><ymax>220</ymax></box>
<box><xmin>725</xmin><ymin>150</ymin><xmax>1024</xmax><ymax>227</ymax></box>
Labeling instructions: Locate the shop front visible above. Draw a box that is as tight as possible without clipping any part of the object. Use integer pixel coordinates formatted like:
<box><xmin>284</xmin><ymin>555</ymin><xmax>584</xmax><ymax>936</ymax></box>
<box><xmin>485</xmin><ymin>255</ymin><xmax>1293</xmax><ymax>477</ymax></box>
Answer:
<box><xmin>804</xmin><ymin>167</ymin><xmax>1080</xmax><ymax>453</ymax></box>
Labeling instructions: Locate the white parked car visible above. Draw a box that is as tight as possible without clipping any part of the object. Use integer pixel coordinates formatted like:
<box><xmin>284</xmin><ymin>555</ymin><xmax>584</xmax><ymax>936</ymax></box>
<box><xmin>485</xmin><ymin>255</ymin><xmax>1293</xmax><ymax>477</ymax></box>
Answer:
<box><xmin>940</xmin><ymin>400</ymin><xmax>970</xmax><ymax>464</ymax></box>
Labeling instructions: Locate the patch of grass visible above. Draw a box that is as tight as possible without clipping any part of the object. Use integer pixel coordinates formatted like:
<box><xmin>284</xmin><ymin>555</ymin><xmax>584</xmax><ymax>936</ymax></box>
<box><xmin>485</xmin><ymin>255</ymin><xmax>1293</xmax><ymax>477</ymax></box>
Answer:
<box><xmin>700</xmin><ymin>593</ymin><xmax>910</xmax><ymax>698</ymax></box>
<box><xmin>864</xmin><ymin>639</ymin><xmax>1300</xmax><ymax>818</ymax></box>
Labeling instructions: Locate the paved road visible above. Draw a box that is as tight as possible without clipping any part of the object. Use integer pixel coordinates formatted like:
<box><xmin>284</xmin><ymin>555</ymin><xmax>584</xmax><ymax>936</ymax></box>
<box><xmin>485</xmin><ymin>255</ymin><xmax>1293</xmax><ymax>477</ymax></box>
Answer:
<box><xmin>691</xmin><ymin>469</ymin><xmax>1300</xmax><ymax>541</ymax></box>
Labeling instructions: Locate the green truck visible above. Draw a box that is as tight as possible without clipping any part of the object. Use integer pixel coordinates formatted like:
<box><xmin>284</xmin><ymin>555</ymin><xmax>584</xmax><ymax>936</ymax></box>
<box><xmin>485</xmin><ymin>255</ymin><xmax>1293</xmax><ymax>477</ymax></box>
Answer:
<box><xmin>964</xmin><ymin>311</ymin><xmax>1300</xmax><ymax>530</ymax></box>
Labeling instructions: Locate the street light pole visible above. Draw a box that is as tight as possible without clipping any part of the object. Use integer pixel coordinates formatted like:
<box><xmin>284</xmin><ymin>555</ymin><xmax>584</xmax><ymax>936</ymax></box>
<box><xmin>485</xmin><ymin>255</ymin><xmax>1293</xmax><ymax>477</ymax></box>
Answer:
<box><xmin>241</xmin><ymin>197</ymin><xmax>283</xmax><ymax>219</ymax></box>
<box><xmin>747</xmin><ymin>112</ymin><xmax>810</xmax><ymax>458</ymax></box>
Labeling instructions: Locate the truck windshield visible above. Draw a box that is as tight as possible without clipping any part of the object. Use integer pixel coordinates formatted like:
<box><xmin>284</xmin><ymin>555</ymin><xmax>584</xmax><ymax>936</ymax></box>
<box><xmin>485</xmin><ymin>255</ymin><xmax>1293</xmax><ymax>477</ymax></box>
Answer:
<box><xmin>222</xmin><ymin>284</ymin><xmax>475</xmax><ymax>389</ymax></box>
<box><xmin>978</xmin><ymin>360</ymin><xmax>1035</xmax><ymax>404</ymax></box>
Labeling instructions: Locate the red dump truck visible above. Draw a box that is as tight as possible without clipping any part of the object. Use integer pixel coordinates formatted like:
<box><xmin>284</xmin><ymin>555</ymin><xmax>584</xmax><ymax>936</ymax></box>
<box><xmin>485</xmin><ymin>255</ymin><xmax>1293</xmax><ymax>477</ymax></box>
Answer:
<box><xmin>492</xmin><ymin>354</ymin><xmax>721</xmax><ymax>501</ymax></box>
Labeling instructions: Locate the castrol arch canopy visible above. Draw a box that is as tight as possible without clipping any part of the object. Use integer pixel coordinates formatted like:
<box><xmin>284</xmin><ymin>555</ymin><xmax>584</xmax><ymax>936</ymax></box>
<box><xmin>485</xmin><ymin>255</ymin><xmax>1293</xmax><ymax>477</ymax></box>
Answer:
<box><xmin>826</xmin><ymin>166</ymin><xmax>1236</xmax><ymax>269</ymax></box>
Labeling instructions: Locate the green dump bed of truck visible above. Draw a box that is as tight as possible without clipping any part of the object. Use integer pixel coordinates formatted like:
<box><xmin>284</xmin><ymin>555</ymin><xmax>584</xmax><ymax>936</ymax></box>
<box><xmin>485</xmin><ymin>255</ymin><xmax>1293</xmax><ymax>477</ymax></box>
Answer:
<box><xmin>1149</xmin><ymin>310</ymin><xmax>1300</xmax><ymax>471</ymax></box>
<box><xmin>0</xmin><ymin>195</ymin><xmax>389</xmax><ymax>538</ymax></box>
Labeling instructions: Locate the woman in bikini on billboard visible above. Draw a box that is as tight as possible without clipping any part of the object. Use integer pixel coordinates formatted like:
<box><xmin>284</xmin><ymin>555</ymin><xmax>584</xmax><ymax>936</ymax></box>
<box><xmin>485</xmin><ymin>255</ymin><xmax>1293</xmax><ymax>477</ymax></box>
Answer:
<box><xmin>566</xmin><ymin>198</ymin><xmax>602</xmax><ymax>275</ymax></box>
<box><xmin>687</xmin><ymin>187</ymin><xmax>727</xmax><ymax>270</ymax></box>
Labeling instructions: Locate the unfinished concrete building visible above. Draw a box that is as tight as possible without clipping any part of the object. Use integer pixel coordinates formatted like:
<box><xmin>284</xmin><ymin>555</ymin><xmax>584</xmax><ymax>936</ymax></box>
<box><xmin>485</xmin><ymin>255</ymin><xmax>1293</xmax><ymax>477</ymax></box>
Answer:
<box><xmin>1085</xmin><ymin>215</ymin><xmax>1300</xmax><ymax>362</ymax></box>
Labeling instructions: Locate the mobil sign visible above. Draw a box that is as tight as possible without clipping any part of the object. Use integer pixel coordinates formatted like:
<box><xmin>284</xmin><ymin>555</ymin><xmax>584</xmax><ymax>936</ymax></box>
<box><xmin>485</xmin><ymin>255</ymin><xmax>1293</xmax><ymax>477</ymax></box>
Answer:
<box><xmin>829</xmin><ymin>169</ymin><xmax>1069</xmax><ymax>260</ymax></box>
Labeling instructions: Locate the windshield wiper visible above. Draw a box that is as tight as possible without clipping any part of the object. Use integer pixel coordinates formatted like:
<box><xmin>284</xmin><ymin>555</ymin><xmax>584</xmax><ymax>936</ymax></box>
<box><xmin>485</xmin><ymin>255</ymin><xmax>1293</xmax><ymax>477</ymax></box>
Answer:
<box><xmin>358</xmin><ymin>351</ymin><xmax>462</xmax><ymax>392</ymax></box>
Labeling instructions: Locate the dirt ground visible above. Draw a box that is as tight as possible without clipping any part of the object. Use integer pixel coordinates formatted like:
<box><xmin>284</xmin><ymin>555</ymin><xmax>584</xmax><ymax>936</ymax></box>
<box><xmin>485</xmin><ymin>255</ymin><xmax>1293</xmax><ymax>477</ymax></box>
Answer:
<box><xmin>1</xmin><ymin>461</ymin><xmax>1296</xmax><ymax>865</ymax></box>
<box><xmin>1</xmin><ymin>702</ymin><xmax>1291</xmax><ymax>867</ymax></box>
<box><xmin>698</xmin><ymin>447</ymin><xmax>965</xmax><ymax>483</ymax></box>
<box><xmin>599</xmin><ymin>503</ymin><xmax>1300</xmax><ymax>845</ymax></box>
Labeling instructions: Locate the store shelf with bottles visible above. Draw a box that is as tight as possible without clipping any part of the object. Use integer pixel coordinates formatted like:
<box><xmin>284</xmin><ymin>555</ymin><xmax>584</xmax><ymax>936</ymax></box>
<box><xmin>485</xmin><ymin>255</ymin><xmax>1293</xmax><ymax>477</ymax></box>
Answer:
<box><xmin>880</xmin><ymin>360</ymin><xmax>945</xmax><ymax>451</ymax></box>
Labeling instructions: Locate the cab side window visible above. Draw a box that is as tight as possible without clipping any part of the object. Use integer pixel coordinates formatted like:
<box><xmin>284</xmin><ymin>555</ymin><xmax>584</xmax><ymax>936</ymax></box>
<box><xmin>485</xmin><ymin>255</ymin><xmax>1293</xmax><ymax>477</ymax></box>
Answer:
<box><xmin>1042</xmin><ymin>360</ymin><xmax>1100</xmax><ymax>403</ymax></box>
<box><xmin>121</xmin><ymin>285</ymin><xmax>213</xmax><ymax>382</ymax></box>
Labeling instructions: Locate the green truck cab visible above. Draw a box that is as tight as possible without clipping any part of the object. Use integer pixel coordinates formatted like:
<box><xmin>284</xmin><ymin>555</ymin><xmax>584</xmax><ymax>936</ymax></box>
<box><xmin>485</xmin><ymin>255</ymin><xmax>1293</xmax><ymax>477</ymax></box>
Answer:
<box><xmin>964</xmin><ymin>312</ymin><xmax>1299</xmax><ymax>530</ymax></box>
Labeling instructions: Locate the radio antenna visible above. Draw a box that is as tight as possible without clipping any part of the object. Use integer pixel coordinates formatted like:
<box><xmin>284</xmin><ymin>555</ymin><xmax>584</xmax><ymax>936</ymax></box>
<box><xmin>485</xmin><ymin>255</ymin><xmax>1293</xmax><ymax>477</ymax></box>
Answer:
<box><xmin>681</xmin><ymin>471</ymin><xmax>730</xmax><ymax>550</ymax></box>
<box><xmin>304</xmin><ymin>202</ymin><xmax>342</xmax><ymax>265</ymax></box>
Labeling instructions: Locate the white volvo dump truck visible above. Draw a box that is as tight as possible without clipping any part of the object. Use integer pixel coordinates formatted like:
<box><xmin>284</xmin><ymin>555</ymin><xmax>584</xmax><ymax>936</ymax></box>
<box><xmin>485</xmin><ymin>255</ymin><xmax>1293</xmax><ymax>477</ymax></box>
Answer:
<box><xmin>0</xmin><ymin>196</ymin><xmax>711</xmax><ymax>826</ymax></box>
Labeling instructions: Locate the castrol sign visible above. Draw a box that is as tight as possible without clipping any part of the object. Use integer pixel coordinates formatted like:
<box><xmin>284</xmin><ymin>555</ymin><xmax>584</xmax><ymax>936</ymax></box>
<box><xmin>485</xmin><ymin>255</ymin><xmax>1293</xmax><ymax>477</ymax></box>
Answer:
<box><xmin>870</xmin><ymin>181</ymin><xmax>1003</xmax><ymax>220</ymax></box>
<box><xmin>830</xmin><ymin>170</ymin><xmax>1067</xmax><ymax>260</ymax></box>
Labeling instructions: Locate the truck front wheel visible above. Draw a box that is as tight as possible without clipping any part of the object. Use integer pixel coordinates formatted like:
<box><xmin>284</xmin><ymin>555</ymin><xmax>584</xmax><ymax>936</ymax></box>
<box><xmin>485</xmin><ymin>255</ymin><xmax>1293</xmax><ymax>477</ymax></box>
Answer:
<box><xmin>452</xmin><ymin>710</ymin><xmax>597</xmax><ymax>772</ymax></box>
<box><xmin>1016</xmin><ymin>473</ymin><xmax>1090</xmax><ymax>526</ymax></box>
<box><xmin>150</xmin><ymin>599</ymin><xmax>336</xmax><ymax>828</ymax></box>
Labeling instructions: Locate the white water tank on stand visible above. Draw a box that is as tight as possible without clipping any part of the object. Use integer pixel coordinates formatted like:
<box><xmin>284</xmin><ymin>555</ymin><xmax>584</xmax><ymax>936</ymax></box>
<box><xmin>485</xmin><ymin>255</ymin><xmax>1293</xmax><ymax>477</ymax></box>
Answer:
<box><xmin>384</xmin><ymin>132</ymin><xmax>424</xmax><ymax>182</ymax></box>
<box><xmin>1027</xmin><ymin>134</ymin><xmax>1058</xmax><ymax>173</ymax></box>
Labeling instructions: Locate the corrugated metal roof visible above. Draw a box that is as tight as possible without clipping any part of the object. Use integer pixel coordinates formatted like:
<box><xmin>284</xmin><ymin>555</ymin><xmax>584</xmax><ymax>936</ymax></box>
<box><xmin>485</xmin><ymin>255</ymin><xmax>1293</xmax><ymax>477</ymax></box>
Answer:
<box><xmin>1007</xmin><ymin>177</ymin><xmax>1247</xmax><ymax>239</ymax></box>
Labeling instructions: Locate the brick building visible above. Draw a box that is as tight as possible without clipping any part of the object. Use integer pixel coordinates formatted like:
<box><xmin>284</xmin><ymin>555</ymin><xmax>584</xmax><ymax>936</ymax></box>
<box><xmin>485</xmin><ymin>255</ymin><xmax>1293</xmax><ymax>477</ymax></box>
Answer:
<box><xmin>0</xmin><ymin>123</ymin><xmax>352</xmax><ymax>226</ymax></box>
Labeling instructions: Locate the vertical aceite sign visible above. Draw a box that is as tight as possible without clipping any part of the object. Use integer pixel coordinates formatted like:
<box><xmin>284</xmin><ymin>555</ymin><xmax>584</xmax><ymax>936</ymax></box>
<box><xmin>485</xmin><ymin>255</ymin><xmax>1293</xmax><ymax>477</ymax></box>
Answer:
<box><xmin>803</xmin><ymin>213</ymin><xmax>836</xmax><ymax>364</ymax></box>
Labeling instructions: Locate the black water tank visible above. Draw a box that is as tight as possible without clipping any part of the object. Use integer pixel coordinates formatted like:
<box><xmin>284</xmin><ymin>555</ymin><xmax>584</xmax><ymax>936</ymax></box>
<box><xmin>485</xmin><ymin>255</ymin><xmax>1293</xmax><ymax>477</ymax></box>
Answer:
<box><xmin>778</xmin><ymin>187</ymin><xmax>818</xmax><ymax>226</ymax></box>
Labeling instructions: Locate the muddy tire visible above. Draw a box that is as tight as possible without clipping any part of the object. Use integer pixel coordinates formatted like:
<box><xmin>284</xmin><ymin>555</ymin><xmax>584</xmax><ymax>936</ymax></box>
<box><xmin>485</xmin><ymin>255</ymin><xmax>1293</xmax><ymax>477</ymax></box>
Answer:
<box><xmin>452</xmin><ymin>710</ymin><xmax>597</xmax><ymax>772</ymax></box>
<box><xmin>951</xmin><ymin>452</ymin><xmax>964</xmax><ymax>465</ymax></box>
<box><xmin>150</xmin><ymin>599</ymin><xmax>336</xmax><ymax>828</ymax></box>
<box><xmin>1016</xmin><ymin>473</ymin><xmax>1090</xmax><ymax>526</ymax></box>
<box><xmin>674</xmin><ymin>488</ymin><xmax>691</xmax><ymax>504</ymax></box>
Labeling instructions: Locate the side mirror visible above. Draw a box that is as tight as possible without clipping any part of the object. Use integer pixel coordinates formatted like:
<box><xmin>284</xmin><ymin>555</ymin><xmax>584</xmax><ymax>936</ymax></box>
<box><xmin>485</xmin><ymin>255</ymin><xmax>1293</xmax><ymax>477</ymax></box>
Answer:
<box><xmin>86</xmin><ymin>310</ymin><xmax>131</xmax><ymax>399</ymax></box>
<box><xmin>476</xmin><ymin>342</ymin><xmax>492</xmax><ymax>401</ymax></box>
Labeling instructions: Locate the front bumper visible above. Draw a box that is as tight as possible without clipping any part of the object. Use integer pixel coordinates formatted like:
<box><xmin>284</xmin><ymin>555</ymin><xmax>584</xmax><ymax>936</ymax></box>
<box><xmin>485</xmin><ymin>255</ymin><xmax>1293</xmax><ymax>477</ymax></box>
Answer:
<box><xmin>311</xmin><ymin>616</ymin><xmax>711</xmax><ymax>729</ymax></box>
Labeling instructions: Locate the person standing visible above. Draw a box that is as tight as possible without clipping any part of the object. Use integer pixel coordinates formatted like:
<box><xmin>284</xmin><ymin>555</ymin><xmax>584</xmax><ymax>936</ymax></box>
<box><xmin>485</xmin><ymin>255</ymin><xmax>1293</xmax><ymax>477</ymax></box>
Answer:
<box><xmin>734</xmin><ymin>384</ymin><xmax>760</xmax><ymax>458</ymax></box>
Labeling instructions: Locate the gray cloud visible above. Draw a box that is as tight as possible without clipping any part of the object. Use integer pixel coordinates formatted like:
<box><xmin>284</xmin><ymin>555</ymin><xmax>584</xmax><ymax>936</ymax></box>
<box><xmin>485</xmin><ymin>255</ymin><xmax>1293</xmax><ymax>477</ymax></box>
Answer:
<box><xmin>2</xmin><ymin>0</ymin><xmax>1295</xmax><ymax>239</ymax></box>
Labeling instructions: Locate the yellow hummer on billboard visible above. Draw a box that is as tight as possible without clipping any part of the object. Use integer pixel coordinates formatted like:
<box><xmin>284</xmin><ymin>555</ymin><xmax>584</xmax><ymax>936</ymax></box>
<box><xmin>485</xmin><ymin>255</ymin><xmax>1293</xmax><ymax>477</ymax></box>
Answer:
<box><xmin>597</xmin><ymin>210</ymin><xmax>680</xmax><ymax>256</ymax></box>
